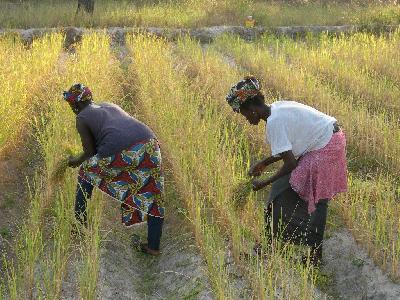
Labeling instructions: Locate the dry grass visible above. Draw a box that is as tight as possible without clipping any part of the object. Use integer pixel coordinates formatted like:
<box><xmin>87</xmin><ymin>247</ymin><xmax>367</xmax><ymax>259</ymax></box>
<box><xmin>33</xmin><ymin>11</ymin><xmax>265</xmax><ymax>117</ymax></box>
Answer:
<box><xmin>271</xmin><ymin>32</ymin><xmax>400</xmax><ymax>119</ymax></box>
<box><xmin>0</xmin><ymin>34</ymin><xmax>62</xmax><ymax>154</ymax></box>
<box><xmin>1</xmin><ymin>0</ymin><xmax>400</xmax><ymax>28</ymax></box>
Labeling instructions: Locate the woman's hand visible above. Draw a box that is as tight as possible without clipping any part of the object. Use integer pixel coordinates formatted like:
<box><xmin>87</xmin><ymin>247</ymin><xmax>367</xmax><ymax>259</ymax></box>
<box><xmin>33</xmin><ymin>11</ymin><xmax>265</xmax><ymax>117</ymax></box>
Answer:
<box><xmin>248</xmin><ymin>160</ymin><xmax>266</xmax><ymax>177</ymax></box>
<box><xmin>252</xmin><ymin>178</ymin><xmax>269</xmax><ymax>191</ymax></box>
<box><xmin>248</xmin><ymin>156</ymin><xmax>283</xmax><ymax>177</ymax></box>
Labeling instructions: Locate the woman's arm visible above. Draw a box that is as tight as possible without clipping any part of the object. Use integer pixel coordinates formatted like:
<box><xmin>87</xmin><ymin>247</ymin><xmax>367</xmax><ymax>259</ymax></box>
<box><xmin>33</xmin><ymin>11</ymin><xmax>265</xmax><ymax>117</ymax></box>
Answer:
<box><xmin>68</xmin><ymin>119</ymin><xmax>96</xmax><ymax>168</ymax></box>
<box><xmin>252</xmin><ymin>150</ymin><xmax>297</xmax><ymax>191</ymax></box>
<box><xmin>248</xmin><ymin>155</ymin><xmax>283</xmax><ymax>177</ymax></box>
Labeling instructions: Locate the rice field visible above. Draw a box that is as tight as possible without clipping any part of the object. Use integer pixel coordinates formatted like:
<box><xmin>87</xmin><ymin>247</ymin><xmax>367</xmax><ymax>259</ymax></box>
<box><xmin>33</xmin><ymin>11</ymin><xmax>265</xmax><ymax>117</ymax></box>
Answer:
<box><xmin>0</xmin><ymin>27</ymin><xmax>400</xmax><ymax>299</ymax></box>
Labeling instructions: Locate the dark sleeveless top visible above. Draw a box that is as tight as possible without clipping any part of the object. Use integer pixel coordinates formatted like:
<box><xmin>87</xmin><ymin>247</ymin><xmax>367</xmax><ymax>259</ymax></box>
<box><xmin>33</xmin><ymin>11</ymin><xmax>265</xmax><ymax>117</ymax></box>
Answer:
<box><xmin>77</xmin><ymin>103</ymin><xmax>156</xmax><ymax>158</ymax></box>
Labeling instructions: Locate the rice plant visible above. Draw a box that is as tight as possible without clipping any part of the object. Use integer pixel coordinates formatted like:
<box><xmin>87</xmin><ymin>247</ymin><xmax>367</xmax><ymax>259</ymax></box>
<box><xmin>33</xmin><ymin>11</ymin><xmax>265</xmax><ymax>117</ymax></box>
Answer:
<box><xmin>269</xmin><ymin>33</ymin><xmax>400</xmax><ymax>120</ymax></box>
<box><xmin>0</xmin><ymin>34</ymin><xmax>62</xmax><ymax>154</ymax></box>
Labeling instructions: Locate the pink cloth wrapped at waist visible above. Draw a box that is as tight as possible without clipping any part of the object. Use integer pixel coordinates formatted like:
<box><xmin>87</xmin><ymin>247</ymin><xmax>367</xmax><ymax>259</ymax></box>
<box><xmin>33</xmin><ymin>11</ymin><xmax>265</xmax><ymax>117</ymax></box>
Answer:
<box><xmin>289</xmin><ymin>131</ymin><xmax>348</xmax><ymax>214</ymax></box>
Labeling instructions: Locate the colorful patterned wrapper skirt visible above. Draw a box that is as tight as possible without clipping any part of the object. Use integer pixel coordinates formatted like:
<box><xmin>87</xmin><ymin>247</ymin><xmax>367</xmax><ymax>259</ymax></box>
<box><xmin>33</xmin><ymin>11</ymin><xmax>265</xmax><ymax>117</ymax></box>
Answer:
<box><xmin>79</xmin><ymin>138</ymin><xmax>164</xmax><ymax>227</ymax></box>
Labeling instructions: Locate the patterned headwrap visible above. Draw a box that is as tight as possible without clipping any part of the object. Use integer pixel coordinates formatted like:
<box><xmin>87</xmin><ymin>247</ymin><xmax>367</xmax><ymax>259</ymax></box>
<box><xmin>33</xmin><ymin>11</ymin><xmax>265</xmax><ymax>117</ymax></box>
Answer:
<box><xmin>226</xmin><ymin>76</ymin><xmax>261</xmax><ymax>113</ymax></box>
<box><xmin>63</xmin><ymin>83</ymin><xmax>92</xmax><ymax>105</ymax></box>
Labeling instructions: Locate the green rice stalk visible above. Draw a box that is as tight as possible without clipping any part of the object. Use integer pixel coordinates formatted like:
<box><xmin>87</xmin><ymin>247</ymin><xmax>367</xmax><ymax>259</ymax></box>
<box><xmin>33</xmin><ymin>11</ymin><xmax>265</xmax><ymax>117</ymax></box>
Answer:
<box><xmin>50</xmin><ymin>148</ymin><xmax>75</xmax><ymax>184</ymax></box>
<box><xmin>231</xmin><ymin>178</ymin><xmax>253</xmax><ymax>210</ymax></box>
<box><xmin>50</xmin><ymin>157</ymin><xmax>69</xmax><ymax>184</ymax></box>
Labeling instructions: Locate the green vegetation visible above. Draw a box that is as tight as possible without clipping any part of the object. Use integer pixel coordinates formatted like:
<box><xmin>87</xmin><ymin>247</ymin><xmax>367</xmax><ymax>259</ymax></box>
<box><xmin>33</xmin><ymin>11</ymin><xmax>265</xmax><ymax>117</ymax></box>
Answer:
<box><xmin>1</xmin><ymin>0</ymin><xmax>400</xmax><ymax>28</ymax></box>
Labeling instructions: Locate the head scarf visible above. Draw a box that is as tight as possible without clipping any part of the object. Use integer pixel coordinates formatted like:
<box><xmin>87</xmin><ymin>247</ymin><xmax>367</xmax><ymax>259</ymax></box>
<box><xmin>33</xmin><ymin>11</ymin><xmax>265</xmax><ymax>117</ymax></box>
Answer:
<box><xmin>63</xmin><ymin>83</ymin><xmax>92</xmax><ymax>105</ymax></box>
<box><xmin>226</xmin><ymin>76</ymin><xmax>261</xmax><ymax>113</ymax></box>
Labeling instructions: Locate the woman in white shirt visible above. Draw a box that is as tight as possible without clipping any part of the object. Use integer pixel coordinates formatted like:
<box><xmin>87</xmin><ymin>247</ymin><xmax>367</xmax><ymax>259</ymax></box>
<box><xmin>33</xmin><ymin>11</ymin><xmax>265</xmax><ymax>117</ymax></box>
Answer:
<box><xmin>226</xmin><ymin>76</ymin><xmax>347</xmax><ymax>266</ymax></box>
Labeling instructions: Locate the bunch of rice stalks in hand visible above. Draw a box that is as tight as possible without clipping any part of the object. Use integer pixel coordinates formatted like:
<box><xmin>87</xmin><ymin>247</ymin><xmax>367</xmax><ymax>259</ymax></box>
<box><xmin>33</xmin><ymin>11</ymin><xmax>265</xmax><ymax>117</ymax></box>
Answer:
<box><xmin>50</xmin><ymin>148</ymin><xmax>75</xmax><ymax>184</ymax></box>
<box><xmin>231</xmin><ymin>178</ymin><xmax>253</xmax><ymax>210</ymax></box>
<box><xmin>51</xmin><ymin>157</ymin><xmax>69</xmax><ymax>184</ymax></box>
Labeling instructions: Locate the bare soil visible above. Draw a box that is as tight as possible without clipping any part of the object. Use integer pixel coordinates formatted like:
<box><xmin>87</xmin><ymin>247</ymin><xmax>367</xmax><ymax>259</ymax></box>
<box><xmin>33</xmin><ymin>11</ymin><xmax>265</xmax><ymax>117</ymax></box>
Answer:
<box><xmin>322</xmin><ymin>224</ymin><xmax>400</xmax><ymax>300</ymax></box>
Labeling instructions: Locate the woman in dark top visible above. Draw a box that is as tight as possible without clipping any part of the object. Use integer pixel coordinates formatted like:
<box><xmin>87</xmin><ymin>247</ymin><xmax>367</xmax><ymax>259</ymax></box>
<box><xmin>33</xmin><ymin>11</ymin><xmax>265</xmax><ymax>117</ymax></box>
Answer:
<box><xmin>226</xmin><ymin>76</ymin><xmax>347</xmax><ymax>265</ymax></box>
<box><xmin>64</xmin><ymin>83</ymin><xmax>164</xmax><ymax>256</ymax></box>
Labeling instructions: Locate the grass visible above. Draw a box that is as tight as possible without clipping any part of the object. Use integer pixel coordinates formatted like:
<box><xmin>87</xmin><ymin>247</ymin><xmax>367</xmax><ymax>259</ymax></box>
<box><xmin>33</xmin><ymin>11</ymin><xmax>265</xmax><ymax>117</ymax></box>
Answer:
<box><xmin>271</xmin><ymin>32</ymin><xmax>400</xmax><ymax>119</ymax></box>
<box><xmin>1</xmin><ymin>0</ymin><xmax>400</xmax><ymax>29</ymax></box>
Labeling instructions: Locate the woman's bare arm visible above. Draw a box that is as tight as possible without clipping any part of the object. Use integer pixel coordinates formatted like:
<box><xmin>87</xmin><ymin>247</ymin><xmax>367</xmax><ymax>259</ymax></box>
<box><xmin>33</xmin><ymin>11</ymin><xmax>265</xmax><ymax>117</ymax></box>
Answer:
<box><xmin>248</xmin><ymin>155</ymin><xmax>283</xmax><ymax>176</ymax></box>
<box><xmin>252</xmin><ymin>150</ymin><xmax>297</xmax><ymax>191</ymax></box>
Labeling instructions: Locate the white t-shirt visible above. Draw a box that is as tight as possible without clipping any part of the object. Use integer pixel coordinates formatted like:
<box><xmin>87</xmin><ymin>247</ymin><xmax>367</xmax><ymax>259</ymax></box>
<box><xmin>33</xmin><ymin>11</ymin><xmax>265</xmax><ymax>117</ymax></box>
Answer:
<box><xmin>266</xmin><ymin>101</ymin><xmax>336</xmax><ymax>158</ymax></box>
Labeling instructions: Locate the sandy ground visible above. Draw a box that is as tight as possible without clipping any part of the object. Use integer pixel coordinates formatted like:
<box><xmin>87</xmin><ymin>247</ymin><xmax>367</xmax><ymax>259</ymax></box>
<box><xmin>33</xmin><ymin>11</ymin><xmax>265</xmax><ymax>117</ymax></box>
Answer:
<box><xmin>0</xmin><ymin>135</ymin><xmax>42</xmax><ymax>280</ymax></box>
<box><xmin>96</xmin><ymin>204</ymin><xmax>214</xmax><ymax>299</ymax></box>
<box><xmin>0</xmin><ymin>157</ymin><xmax>22</xmax><ymax>272</ymax></box>
<box><xmin>322</xmin><ymin>225</ymin><xmax>400</xmax><ymax>300</ymax></box>
<box><xmin>60</xmin><ymin>205</ymin><xmax>214</xmax><ymax>300</ymax></box>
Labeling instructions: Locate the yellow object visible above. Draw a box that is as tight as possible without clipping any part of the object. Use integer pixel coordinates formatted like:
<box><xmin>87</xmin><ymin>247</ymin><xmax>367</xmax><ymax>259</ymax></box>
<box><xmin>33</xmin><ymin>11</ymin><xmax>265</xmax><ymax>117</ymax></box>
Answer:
<box><xmin>245</xmin><ymin>16</ymin><xmax>255</xmax><ymax>28</ymax></box>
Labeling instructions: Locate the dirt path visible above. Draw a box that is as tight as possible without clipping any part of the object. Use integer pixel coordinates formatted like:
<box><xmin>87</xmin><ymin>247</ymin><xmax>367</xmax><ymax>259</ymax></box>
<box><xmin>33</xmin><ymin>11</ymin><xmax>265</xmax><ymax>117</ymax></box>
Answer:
<box><xmin>321</xmin><ymin>214</ymin><xmax>400</xmax><ymax>300</ymax></box>
<box><xmin>0</xmin><ymin>155</ymin><xmax>25</xmax><ymax>269</ymax></box>
<box><xmin>96</xmin><ymin>174</ymin><xmax>213</xmax><ymax>300</ymax></box>
<box><xmin>59</xmin><ymin>169</ymin><xmax>214</xmax><ymax>300</ymax></box>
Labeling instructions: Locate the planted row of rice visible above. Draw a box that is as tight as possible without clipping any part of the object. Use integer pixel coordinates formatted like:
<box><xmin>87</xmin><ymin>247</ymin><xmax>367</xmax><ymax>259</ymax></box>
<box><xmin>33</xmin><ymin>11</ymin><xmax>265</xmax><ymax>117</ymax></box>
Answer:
<box><xmin>269</xmin><ymin>34</ymin><xmax>400</xmax><ymax>119</ymax></box>
<box><xmin>0</xmin><ymin>35</ymin><xmax>62</xmax><ymax>154</ymax></box>
<box><xmin>315</xmin><ymin>31</ymin><xmax>400</xmax><ymax>87</ymax></box>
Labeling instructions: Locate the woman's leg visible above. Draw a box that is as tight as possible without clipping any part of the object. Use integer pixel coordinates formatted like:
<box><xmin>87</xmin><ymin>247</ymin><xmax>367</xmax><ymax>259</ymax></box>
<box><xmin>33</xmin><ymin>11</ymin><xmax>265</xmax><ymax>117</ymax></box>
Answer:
<box><xmin>147</xmin><ymin>215</ymin><xmax>164</xmax><ymax>251</ymax></box>
<box><xmin>306</xmin><ymin>199</ymin><xmax>329</xmax><ymax>263</ymax></box>
<box><xmin>272</xmin><ymin>188</ymin><xmax>309</xmax><ymax>245</ymax></box>
<box><xmin>75</xmin><ymin>176</ymin><xmax>94</xmax><ymax>226</ymax></box>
